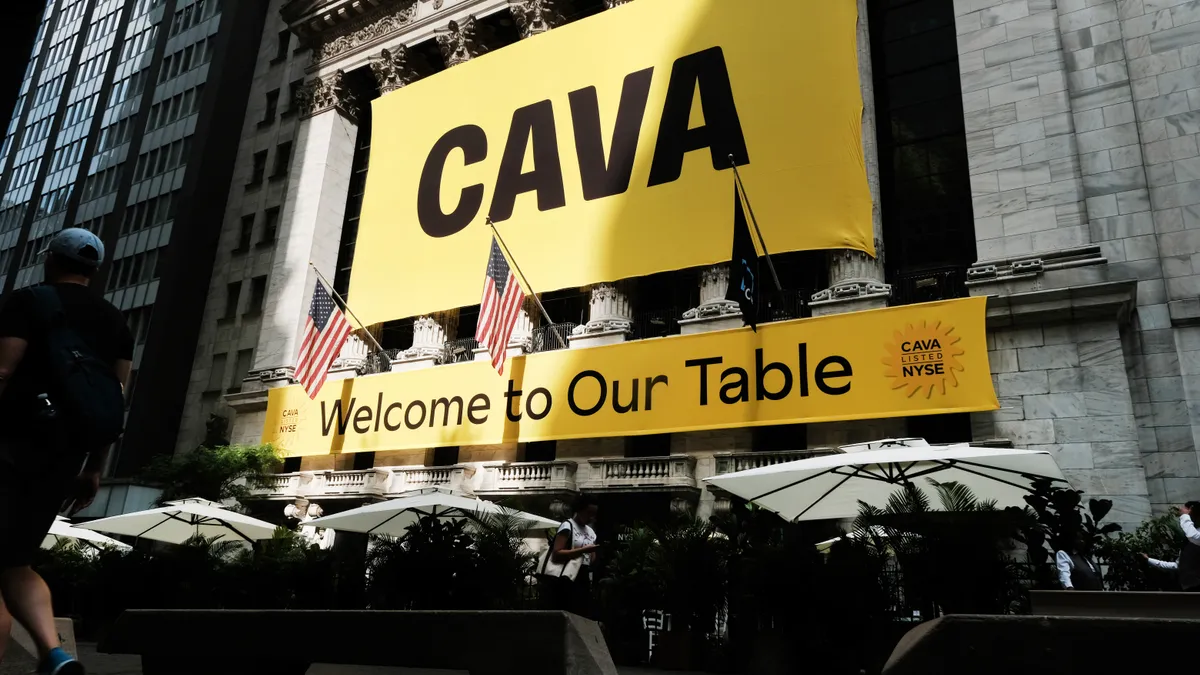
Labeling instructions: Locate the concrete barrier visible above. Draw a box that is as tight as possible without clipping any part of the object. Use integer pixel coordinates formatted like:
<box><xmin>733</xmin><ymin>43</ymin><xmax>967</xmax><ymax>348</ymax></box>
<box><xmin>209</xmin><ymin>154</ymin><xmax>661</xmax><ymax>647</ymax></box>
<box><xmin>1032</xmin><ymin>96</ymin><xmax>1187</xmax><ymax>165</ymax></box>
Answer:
<box><xmin>883</xmin><ymin>614</ymin><xmax>1200</xmax><ymax>675</ymax></box>
<box><xmin>99</xmin><ymin>610</ymin><xmax>618</xmax><ymax>675</ymax></box>
<box><xmin>1030</xmin><ymin>589</ymin><xmax>1200</xmax><ymax>619</ymax></box>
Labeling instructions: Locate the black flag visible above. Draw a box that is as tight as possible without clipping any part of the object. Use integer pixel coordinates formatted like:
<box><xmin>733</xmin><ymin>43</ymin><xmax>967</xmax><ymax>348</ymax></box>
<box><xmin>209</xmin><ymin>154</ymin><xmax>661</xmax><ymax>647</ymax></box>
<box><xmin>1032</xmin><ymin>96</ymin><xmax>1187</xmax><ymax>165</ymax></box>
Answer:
<box><xmin>725</xmin><ymin>185</ymin><xmax>760</xmax><ymax>331</ymax></box>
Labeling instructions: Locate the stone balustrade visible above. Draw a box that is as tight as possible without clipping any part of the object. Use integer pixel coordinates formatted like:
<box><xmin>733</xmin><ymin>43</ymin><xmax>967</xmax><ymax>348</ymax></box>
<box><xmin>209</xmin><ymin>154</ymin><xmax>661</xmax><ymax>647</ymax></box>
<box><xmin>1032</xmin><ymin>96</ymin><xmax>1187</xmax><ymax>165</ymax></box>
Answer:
<box><xmin>713</xmin><ymin>449</ymin><xmax>819</xmax><ymax>475</ymax></box>
<box><xmin>579</xmin><ymin>456</ymin><xmax>697</xmax><ymax>492</ymax></box>
<box><xmin>248</xmin><ymin>464</ymin><xmax>474</xmax><ymax>500</ymax></box>
<box><xmin>478</xmin><ymin>461</ymin><xmax>577</xmax><ymax>495</ymax></box>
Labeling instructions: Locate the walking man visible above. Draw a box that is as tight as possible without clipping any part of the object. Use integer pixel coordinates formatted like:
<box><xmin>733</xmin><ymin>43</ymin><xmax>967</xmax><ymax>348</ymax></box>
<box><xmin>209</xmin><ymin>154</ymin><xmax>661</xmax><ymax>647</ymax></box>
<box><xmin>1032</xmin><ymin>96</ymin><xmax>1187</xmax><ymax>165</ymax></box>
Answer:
<box><xmin>0</xmin><ymin>229</ymin><xmax>132</xmax><ymax>674</ymax></box>
<box><xmin>1143</xmin><ymin>501</ymin><xmax>1200</xmax><ymax>592</ymax></box>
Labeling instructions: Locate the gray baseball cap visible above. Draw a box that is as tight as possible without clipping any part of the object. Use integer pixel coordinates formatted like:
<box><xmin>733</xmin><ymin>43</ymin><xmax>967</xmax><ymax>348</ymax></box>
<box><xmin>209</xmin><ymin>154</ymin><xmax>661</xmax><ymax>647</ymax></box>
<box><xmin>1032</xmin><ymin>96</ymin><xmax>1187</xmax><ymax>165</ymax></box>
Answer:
<box><xmin>42</xmin><ymin>227</ymin><xmax>105</xmax><ymax>268</ymax></box>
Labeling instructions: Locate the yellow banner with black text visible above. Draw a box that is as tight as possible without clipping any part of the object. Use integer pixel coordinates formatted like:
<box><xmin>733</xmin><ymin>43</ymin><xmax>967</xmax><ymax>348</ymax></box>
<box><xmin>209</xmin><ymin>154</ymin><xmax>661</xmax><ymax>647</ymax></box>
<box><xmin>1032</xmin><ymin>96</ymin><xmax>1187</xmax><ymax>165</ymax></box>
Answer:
<box><xmin>349</xmin><ymin>0</ymin><xmax>872</xmax><ymax>324</ymax></box>
<box><xmin>263</xmin><ymin>298</ymin><xmax>998</xmax><ymax>457</ymax></box>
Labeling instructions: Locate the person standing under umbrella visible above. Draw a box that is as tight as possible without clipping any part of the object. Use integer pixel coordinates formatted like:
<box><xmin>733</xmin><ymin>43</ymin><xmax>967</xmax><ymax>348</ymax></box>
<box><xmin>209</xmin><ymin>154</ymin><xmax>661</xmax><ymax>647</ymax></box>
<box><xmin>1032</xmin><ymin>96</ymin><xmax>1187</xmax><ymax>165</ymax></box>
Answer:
<box><xmin>0</xmin><ymin>229</ymin><xmax>132</xmax><ymax>675</ymax></box>
<box><xmin>1142</xmin><ymin>501</ymin><xmax>1200</xmax><ymax>591</ymax></box>
<box><xmin>550</xmin><ymin>495</ymin><xmax>600</xmax><ymax>617</ymax></box>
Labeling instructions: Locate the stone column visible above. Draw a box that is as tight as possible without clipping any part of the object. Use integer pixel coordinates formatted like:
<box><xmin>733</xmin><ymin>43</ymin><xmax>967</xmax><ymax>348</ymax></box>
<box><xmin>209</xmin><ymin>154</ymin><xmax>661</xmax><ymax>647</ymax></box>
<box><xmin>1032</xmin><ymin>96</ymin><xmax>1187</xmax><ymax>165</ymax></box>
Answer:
<box><xmin>680</xmin><ymin>264</ymin><xmax>742</xmax><ymax>335</ymax></box>
<box><xmin>571</xmin><ymin>281</ymin><xmax>634</xmax><ymax>348</ymax></box>
<box><xmin>809</xmin><ymin>0</ymin><xmax>890</xmax><ymax>317</ymax></box>
<box><xmin>508</xmin><ymin>0</ymin><xmax>566</xmax><ymax>38</ymax></box>
<box><xmin>396</xmin><ymin>311</ymin><xmax>459</xmax><ymax>370</ymax></box>
<box><xmin>252</xmin><ymin>71</ymin><xmax>360</xmax><ymax>378</ymax></box>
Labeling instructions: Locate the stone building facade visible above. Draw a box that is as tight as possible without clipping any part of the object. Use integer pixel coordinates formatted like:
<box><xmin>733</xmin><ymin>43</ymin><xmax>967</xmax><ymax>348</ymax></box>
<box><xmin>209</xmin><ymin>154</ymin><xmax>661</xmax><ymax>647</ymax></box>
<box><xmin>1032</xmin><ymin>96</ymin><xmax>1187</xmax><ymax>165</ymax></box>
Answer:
<box><xmin>170</xmin><ymin>0</ymin><xmax>1200</xmax><ymax>532</ymax></box>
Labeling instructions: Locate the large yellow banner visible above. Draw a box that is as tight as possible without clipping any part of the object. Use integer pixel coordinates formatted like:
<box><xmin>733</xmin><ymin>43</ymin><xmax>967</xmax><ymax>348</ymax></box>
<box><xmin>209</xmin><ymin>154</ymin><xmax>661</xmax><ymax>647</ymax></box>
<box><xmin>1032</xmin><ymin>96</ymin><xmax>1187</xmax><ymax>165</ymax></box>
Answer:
<box><xmin>350</xmin><ymin>0</ymin><xmax>872</xmax><ymax>324</ymax></box>
<box><xmin>263</xmin><ymin>299</ymin><xmax>997</xmax><ymax>457</ymax></box>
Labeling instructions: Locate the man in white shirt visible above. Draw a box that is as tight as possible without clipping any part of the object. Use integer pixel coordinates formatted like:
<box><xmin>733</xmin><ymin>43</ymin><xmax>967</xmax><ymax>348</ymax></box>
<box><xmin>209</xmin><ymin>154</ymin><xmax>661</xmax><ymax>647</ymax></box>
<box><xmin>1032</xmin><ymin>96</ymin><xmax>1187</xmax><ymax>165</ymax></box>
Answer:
<box><xmin>1143</xmin><ymin>501</ymin><xmax>1200</xmax><ymax>592</ymax></box>
<box><xmin>1055</xmin><ymin>531</ymin><xmax>1103</xmax><ymax>591</ymax></box>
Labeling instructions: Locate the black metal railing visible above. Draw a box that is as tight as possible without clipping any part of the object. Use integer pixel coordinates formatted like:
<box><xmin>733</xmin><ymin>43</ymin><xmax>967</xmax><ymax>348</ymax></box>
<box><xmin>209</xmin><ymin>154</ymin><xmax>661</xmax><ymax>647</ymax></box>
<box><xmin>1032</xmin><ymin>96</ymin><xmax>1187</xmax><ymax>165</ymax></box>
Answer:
<box><xmin>764</xmin><ymin>289</ymin><xmax>808</xmax><ymax>322</ymax></box>
<box><xmin>531</xmin><ymin>322</ymin><xmax>576</xmax><ymax>353</ymax></box>
<box><xmin>630</xmin><ymin>308</ymin><xmax>681</xmax><ymax>340</ymax></box>
<box><xmin>442</xmin><ymin>338</ymin><xmax>480</xmax><ymax>364</ymax></box>
<box><xmin>891</xmin><ymin>266</ymin><xmax>969</xmax><ymax>306</ymax></box>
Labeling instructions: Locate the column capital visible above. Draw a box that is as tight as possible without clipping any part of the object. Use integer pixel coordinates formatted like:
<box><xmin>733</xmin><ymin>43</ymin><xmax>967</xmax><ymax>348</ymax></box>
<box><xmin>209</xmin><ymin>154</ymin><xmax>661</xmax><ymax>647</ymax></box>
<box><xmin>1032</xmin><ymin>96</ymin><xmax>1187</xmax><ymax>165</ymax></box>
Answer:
<box><xmin>508</xmin><ymin>0</ymin><xmax>567</xmax><ymax>38</ymax></box>
<box><xmin>295</xmin><ymin>71</ymin><xmax>360</xmax><ymax>123</ymax></box>
<box><xmin>369</xmin><ymin>45</ymin><xmax>426</xmax><ymax>93</ymax></box>
<box><xmin>436</xmin><ymin>17</ymin><xmax>487</xmax><ymax>67</ymax></box>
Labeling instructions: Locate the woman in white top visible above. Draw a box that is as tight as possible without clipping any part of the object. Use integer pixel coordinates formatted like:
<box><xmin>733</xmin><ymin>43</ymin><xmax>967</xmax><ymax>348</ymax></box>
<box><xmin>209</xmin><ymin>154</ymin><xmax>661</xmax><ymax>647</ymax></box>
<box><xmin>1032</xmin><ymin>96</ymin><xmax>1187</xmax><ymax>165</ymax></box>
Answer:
<box><xmin>550</xmin><ymin>494</ymin><xmax>599</xmax><ymax>617</ymax></box>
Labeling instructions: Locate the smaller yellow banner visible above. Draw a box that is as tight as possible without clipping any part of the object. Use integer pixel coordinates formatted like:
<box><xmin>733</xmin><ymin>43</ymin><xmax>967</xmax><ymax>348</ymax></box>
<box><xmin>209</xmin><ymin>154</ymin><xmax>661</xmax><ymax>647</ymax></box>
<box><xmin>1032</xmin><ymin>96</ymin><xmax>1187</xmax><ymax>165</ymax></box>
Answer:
<box><xmin>263</xmin><ymin>298</ymin><xmax>998</xmax><ymax>457</ymax></box>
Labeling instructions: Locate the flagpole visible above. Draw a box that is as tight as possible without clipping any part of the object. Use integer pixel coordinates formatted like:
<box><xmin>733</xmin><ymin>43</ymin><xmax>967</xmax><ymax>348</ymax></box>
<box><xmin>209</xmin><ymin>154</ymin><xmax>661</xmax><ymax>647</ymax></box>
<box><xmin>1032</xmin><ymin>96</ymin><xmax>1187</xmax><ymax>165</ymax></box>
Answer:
<box><xmin>729</xmin><ymin>155</ymin><xmax>783</xmax><ymax>293</ymax></box>
<box><xmin>485</xmin><ymin>217</ymin><xmax>568</xmax><ymax>350</ymax></box>
<box><xmin>308</xmin><ymin>262</ymin><xmax>391</xmax><ymax>362</ymax></box>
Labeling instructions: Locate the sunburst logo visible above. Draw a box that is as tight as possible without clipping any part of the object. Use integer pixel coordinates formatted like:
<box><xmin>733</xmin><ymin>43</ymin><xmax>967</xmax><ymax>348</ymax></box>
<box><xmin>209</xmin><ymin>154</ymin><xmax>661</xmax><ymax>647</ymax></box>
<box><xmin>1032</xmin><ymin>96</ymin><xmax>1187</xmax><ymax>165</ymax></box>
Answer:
<box><xmin>882</xmin><ymin>320</ymin><xmax>966</xmax><ymax>398</ymax></box>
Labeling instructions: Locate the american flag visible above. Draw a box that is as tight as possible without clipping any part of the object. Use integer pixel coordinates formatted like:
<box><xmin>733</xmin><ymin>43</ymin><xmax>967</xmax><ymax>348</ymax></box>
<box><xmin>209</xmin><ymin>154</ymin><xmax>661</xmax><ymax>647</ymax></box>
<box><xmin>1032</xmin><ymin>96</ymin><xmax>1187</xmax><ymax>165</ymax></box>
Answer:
<box><xmin>476</xmin><ymin>236</ymin><xmax>525</xmax><ymax>375</ymax></box>
<box><xmin>294</xmin><ymin>278</ymin><xmax>352</xmax><ymax>398</ymax></box>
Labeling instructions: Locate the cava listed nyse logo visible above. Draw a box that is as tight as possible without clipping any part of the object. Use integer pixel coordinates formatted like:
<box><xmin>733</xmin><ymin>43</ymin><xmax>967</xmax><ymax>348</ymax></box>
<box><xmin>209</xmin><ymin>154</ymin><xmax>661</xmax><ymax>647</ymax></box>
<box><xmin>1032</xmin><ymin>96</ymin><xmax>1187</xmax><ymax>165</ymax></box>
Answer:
<box><xmin>882</xmin><ymin>321</ymin><xmax>965</xmax><ymax>398</ymax></box>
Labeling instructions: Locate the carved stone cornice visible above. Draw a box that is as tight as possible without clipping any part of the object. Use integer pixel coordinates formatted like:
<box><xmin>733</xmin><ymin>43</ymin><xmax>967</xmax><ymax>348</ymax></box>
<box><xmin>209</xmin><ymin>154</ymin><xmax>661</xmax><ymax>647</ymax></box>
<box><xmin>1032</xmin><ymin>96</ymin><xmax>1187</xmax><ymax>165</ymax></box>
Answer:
<box><xmin>286</xmin><ymin>0</ymin><xmax>451</xmax><ymax>47</ymax></box>
<box><xmin>312</xmin><ymin>1</ymin><xmax>419</xmax><ymax>64</ymax></box>
<box><xmin>369</xmin><ymin>45</ymin><xmax>427</xmax><ymax>93</ymax></box>
<box><xmin>508</xmin><ymin>0</ymin><xmax>566</xmax><ymax>38</ymax></box>
<box><xmin>295</xmin><ymin>70</ymin><xmax>360</xmax><ymax>122</ymax></box>
<box><xmin>436</xmin><ymin>16</ymin><xmax>487</xmax><ymax>66</ymax></box>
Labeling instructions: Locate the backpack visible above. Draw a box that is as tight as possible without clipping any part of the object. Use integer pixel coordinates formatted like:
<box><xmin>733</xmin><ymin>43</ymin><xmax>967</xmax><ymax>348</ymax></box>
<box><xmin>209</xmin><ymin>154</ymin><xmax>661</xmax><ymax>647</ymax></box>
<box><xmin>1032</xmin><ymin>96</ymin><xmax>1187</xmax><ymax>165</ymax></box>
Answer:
<box><xmin>28</xmin><ymin>285</ymin><xmax>126</xmax><ymax>448</ymax></box>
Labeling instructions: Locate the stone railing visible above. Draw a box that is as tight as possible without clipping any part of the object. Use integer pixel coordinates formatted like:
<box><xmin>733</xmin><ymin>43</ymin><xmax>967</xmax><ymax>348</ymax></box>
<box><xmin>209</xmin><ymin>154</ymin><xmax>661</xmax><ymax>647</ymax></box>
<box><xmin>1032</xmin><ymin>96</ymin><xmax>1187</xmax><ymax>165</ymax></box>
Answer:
<box><xmin>713</xmin><ymin>450</ymin><xmax>817</xmax><ymax>475</ymax></box>
<box><xmin>386</xmin><ymin>465</ymin><xmax>474</xmax><ymax>494</ymax></box>
<box><xmin>478</xmin><ymin>461</ymin><xmax>577</xmax><ymax>494</ymax></box>
<box><xmin>580</xmin><ymin>456</ymin><xmax>697</xmax><ymax>492</ymax></box>
<box><xmin>248</xmin><ymin>465</ymin><xmax>474</xmax><ymax>500</ymax></box>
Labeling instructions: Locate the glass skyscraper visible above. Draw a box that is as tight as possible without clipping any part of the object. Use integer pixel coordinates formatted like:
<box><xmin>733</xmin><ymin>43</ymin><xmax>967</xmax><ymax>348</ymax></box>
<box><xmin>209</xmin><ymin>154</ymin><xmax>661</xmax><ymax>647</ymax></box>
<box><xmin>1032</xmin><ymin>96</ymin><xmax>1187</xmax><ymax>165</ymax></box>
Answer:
<box><xmin>0</xmin><ymin>0</ymin><xmax>269</xmax><ymax>490</ymax></box>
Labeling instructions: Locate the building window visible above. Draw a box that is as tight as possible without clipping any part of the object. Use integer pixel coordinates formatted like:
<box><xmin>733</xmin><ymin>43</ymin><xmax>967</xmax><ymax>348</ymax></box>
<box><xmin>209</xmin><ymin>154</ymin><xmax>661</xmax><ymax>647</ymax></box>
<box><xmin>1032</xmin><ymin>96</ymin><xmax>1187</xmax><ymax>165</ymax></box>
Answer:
<box><xmin>247</xmin><ymin>275</ymin><xmax>267</xmax><ymax>316</ymax></box>
<box><xmin>230</xmin><ymin>349</ymin><xmax>253</xmax><ymax>393</ymax></box>
<box><xmin>752</xmin><ymin>424</ymin><xmax>806</xmax><ymax>452</ymax></box>
<box><xmin>259</xmin><ymin>207</ymin><xmax>279</xmax><ymax>245</ymax></box>
<box><xmin>273</xmin><ymin>30</ymin><xmax>290</xmax><ymax>63</ymax></box>
<box><xmin>260</xmin><ymin>89</ymin><xmax>279</xmax><ymax>126</ymax></box>
<box><xmin>432</xmin><ymin>447</ymin><xmax>460</xmax><ymax>467</ymax></box>
<box><xmin>523</xmin><ymin>441</ymin><xmax>556</xmax><ymax>462</ymax></box>
<box><xmin>282</xmin><ymin>457</ymin><xmax>301</xmax><ymax>472</ymax></box>
<box><xmin>271</xmin><ymin>141</ymin><xmax>291</xmax><ymax>179</ymax></box>
<box><xmin>247</xmin><ymin>150</ymin><xmax>266</xmax><ymax>187</ymax></box>
<box><xmin>222</xmin><ymin>281</ymin><xmax>241</xmax><ymax>320</ymax></box>
<box><xmin>207</xmin><ymin>353</ymin><xmax>227</xmax><ymax>393</ymax></box>
<box><xmin>625</xmin><ymin>434</ymin><xmax>671</xmax><ymax>458</ymax></box>
<box><xmin>352</xmin><ymin>452</ymin><xmax>375</xmax><ymax>470</ymax></box>
<box><xmin>235</xmin><ymin>214</ymin><xmax>253</xmax><ymax>252</ymax></box>
<box><xmin>284</xmin><ymin>79</ymin><xmax>303</xmax><ymax>117</ymax></box>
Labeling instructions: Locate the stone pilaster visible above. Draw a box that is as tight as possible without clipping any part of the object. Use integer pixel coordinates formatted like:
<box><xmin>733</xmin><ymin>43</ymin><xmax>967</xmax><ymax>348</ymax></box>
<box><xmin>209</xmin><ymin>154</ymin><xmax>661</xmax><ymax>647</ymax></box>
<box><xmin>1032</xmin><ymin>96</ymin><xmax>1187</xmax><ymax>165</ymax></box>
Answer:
<box><xmin>252</xmin><ymin>85</ymin><xmax>360</xmax><ymax>376</ymax></box>
<box><xmin>680</xmin><ymin>265</ymin><xmax>743</xmax><ymax>335</ymax></box>
<box><xmin>508</xmin><ymin>0</ymin><xmax>567</xmax><ymax>38</ymax></box>
<box><xmin>571</xmin><ymin>281</ymin><xmax>634</xmax><ymax>348</ymax></box>
<box><xmin>810</xmin><ymin>0</ymin><xmax>889</xmax><ymax>317</ymax></box>
<box><xmin>368</xmin><ymin>45</ymin><xmax>426</xmax><ymax>94</ymax></box>
<box><xmin>436</xmin><ymin>17</ymin><xmax>487</xmax><ymax>67</ymax></box>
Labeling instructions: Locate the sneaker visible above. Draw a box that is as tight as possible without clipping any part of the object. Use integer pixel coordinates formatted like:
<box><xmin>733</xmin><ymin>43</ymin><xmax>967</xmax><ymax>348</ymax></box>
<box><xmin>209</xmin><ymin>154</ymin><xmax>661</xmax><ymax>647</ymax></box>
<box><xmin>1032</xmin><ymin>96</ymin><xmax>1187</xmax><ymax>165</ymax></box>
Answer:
<box><xmin>37</xmin><ymin>647</ymin><xmax>85</xmax><ymax>675</ymax></box>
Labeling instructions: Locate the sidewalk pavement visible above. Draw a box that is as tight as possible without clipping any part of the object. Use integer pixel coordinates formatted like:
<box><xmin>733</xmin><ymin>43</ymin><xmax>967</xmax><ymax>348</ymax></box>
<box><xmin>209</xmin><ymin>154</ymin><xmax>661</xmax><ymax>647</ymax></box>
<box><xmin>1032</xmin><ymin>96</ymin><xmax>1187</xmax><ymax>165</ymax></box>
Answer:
<box><xmin>2</xmin><ymin>643</ymin><xmax>705</xmax><ymax>675</ymax></box>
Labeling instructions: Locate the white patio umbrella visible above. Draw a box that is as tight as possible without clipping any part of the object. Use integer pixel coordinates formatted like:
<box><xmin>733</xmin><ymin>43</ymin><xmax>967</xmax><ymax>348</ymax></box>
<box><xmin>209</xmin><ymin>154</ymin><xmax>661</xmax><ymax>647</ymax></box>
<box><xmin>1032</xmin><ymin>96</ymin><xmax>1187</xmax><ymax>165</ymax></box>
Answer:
<box><xmin>307</xmin><ymin>487</ymin><xmax>558</xmax><ymax>536</ymax></box>
<box><xmin>42</xmin><ymin>516</ymin><xmax>131</xmax><ymax>551</ymax></box>
<box><xmin>705</xmin><ymin>443</ymin><xmax>1066</xmax><ymax>523</ymax></box>
<box><xmin>75</xmin><ymin>498</ymin><xmax>278</xmax><ymax>544</ymax></box>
